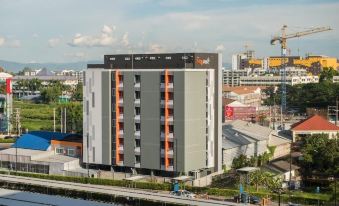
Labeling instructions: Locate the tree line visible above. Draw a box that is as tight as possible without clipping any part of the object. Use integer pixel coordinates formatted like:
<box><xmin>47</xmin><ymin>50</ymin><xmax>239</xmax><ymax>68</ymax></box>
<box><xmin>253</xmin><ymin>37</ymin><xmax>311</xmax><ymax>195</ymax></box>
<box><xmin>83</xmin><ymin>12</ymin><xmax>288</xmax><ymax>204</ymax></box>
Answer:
<box><xmin>263</xmin><ymin>67</ymin><xmax>339</xmax><ymax>111</ymax></box>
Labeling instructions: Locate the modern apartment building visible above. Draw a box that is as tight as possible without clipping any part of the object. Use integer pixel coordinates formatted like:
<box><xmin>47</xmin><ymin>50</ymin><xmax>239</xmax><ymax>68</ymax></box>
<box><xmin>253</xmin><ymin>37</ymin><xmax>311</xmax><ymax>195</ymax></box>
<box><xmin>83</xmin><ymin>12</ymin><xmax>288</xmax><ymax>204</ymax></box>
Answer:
<box><xmin>83</xmin><ymin>53</ymin><xmax>222</xmax><ymax>177</ymax></box>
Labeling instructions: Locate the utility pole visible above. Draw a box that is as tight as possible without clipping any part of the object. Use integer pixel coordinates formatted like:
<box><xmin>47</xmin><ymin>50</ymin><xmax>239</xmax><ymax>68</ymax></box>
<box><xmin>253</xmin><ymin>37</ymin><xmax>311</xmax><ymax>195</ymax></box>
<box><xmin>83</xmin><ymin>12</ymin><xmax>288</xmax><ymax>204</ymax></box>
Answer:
<box><xmin>336</xmin><ymin>97</ymin><xmax>338</xmax><ymax>126</ymax></box>
<box><xmin>64</xmin><ymin>107</ymin><xmax>67</xmax><ymax>133</ymax></box>
<box><xmin>14</xmin><ymin>108</ymin><xmax>20</xmax><ymax>172</ymax></box>
<box><xmin>53</xmin><ymin>108</ymin><xmax>56</xmax><ymax>132</ymax></box>
<box><xmin>60</xmin><ymin>108</ymin><xmax>63</xmax><ymax>133</ymax></box>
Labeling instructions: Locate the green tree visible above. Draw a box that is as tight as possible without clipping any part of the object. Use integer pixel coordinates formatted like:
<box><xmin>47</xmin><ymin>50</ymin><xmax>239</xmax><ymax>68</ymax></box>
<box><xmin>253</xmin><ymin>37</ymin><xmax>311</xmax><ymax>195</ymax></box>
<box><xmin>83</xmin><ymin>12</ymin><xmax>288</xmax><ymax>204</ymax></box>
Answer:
<box><xmin>72</xmin><ymin>82</ymin><xmax>83</xmax><ymax>101</ymax></box>
<box><xmin>232</xmin><ymin>155</ymin><xmax>257</xmax><ymax>169</ymax></box>
<box><xmin>40</xmin><ymin>86</ymin><xmax>62</xmax><ymax>103</ymax></box>
<box><xmin>319</xmin><ymin>67</ymin><xmax>339</xmax><ymax>82</ymax></box>
<box><xmin>58</xmin><ymin>102</ymin><xmax>83</xmax><ymax>134</ymax></box>
<box><xmin>300</xmin><ymin>134</ymin><xmax>339</xmax><ymax>178</ymax></box>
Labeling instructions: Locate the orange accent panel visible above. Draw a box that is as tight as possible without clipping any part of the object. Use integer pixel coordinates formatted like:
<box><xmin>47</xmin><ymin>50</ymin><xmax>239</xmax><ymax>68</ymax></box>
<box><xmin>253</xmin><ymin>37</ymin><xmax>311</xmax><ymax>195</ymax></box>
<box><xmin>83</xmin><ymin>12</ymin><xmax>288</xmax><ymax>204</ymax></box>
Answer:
<box><xmin>164</xmin><ymin>69</ymin><xmax>169</xmax><ymax>169</ymax></box>
<box><xmin>115</xmin><ymin>70</ymin><xmax>120</xmax><ymax>164</ymax></box>
<box><xmin>51</xmin><ymin>140</ymin><xmax>83</xmax><ymax>156</ymax></box>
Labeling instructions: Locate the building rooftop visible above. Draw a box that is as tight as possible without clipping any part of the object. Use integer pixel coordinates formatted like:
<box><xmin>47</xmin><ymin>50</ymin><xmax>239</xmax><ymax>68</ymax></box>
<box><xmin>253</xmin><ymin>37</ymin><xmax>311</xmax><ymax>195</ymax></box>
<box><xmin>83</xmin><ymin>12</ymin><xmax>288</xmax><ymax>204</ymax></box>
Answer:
<box><xmin>0</xmin><ymin>148</ymin><xmax>51</xmax><ymax>157</ymax></box>
<box><xmin>222</xmin><ymin>98</ymin><xmax>246</xmax><ymax>107</ymax></box>
<box><xmin>291</xmin><ymin>115</ymin><xmax>339</xmax><ymax>131</ymax></box>
<box><xmin>88</xmin><ymin>53</ymin><xmax>219</xmax><ymax>70</ymax></box>
<box><xmin>222</xmin><ymin>120</ymin><xmax>272</xmax><ymax>149</ymax></box>
<box><xmin>12</xmin><ymin>131</ymin><xmax>82</xmax><ymax>151</ymax></box>
<box><xmin>269</xmin><ymin>133</ymin><xmax>291</xmax><ymax>146</ymax></box>
<box><xmin>223</xmin><ymin>86</ymin><xmax>262</xmax><ymax>95</ymax></box>
<box><xmin>224</xmin><ymin>120</ymin><xmax>272</xmax><ymax>141</ymax></box>
<box><xmin>265</xmin><ymin>160</ymin><xmax>299</xmax><ymax>174</ymax></box>
<box><xmin>35</xmin><ymin>154</ymin><xmax>79</xmax><ymax>163</ymax></box>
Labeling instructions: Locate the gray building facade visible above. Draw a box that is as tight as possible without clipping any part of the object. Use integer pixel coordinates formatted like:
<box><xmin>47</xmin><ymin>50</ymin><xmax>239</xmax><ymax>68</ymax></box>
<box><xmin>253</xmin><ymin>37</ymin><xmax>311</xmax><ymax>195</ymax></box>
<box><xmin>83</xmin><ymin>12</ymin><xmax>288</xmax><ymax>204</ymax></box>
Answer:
<box><xmin>83</xmin><ymin>53</ymin><xmax>222</xmax><ymax>177</ymax></box>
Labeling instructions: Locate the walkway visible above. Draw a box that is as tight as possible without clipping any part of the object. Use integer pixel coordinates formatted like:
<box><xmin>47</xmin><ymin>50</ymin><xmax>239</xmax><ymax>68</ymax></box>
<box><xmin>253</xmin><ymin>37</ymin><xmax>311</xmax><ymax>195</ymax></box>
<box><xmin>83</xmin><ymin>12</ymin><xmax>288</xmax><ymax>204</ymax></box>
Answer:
<box><xmin>0</xmin><ymin>174</ymin><xmax>239</xmax><ymax>206</ymax></box>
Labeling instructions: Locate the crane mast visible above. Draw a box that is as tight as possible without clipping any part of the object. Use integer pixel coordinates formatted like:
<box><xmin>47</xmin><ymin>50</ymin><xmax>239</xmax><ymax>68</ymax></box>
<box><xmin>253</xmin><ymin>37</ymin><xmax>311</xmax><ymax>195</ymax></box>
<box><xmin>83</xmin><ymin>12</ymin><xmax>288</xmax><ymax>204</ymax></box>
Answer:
<box><xmin>270</xmin><ymin>25</ymin><xmax>332</xmax><ymax>116</ymax></box>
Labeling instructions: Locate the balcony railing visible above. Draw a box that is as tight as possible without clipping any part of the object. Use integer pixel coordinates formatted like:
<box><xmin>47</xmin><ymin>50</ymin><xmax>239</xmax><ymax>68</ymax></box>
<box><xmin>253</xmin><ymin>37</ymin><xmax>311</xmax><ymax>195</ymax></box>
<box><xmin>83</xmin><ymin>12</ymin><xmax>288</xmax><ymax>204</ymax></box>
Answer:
<box><xmin>160</xmin><ymin>132</ymin><xmax>174</xmax><ymax>141</ymax></box>
<box><xmin>161</xmin><ymin>165</ymin><xmax>174</xmax><ymax>171</ymax></box>
<box><xmin>160</xmin><ymin>82</ymin><xmax>173</xmax><ymax>89</ymax></box>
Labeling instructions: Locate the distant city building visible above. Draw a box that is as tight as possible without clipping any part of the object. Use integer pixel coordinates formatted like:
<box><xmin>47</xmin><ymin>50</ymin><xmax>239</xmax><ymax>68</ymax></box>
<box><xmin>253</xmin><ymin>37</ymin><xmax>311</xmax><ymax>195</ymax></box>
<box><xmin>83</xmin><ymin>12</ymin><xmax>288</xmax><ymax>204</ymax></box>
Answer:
<box><xmin>239</xmin><ymin>75</ymin><xmax>319</xmax><ymax>86</ymax></box>
<box><xmin>223</xmin><ymin>86</ymin><xmax>263</xmax><ymax>109</ymax></box>
<box><xmin>333</xmin><ymin>76</ymin><xmax>339</xmax><ymax>84</ymax></box>
<box><xmin>83</xmin><ymin>53</ymin><xmax>222</xmax><ymax>177</ymax></box>
<box><xmin>223</xmin><ymin>69</ymin><xmax>249</xmax><ymax>86</ymax></box>
<box><xmin>0</xmin><ymin>72</ymin><xmax>13</xmax><ymax>82</ymax></box>
<box><xmin>55</xmin><ymin>69</ymin><xmax>84</xmax><ymax>83</ymax></box>
<box><xmin>232</xmin><ymin>50</ymin><xmax>261</xmax><ymax>71</ymax></box>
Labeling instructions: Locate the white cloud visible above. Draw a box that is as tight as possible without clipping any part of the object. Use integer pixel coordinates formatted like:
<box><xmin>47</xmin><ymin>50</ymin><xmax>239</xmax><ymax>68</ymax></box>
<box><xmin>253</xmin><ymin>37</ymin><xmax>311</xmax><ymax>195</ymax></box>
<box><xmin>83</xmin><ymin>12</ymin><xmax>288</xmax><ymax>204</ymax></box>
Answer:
<box><xmin>64</xmin><ymin>52</ymin><xmax>86</xmax><ymax>58</ymax></box>
<box><xmin>215</xmin><ymin>44</ymin><xmax>225</xmax><ymax>52</ymax></box>
<box><xmin>122</xmin><ymin>32</ymin><xmax>129</xmax><ymax>47</ymax></box>
<box><xmin>0</xmin><ymin>37</ymin><xmax>5</xmax><ymax>46</ymax></box>
<box><xmin>148</xmin><ymin>44</ymin><xmax>166</xmax><ymax>53</ymax></box>
<box><xmin>48</xmin><ymin>38</ymin><xmax>61</xmax><ymax>48</ymax></box>
<box><xmin>0</xmin><ymin>37</ymin><xmax>21</xmax><ymax>48</ymax></box>
<box><xmin>8</xmin><ymin>39</ymin><xmax>21</xmax><ymax>48</ymax></box>
<box><xmin>69</xmin><ymin>25</ymin><xmax>117</xmax><ymax>47</ymax></box>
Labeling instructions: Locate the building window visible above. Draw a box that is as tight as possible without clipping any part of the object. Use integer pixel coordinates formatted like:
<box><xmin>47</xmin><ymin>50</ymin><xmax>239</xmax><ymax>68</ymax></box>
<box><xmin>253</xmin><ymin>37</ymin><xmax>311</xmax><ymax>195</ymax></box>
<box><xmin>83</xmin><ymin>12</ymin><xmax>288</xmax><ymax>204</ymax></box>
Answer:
<box><xmin>161</xmin><ymin>108</ymin><xmax>173</xmax><ymax>116</ymax></box>
<box><xmin>56</xmin><ymin>147</ymin><xmax>63</xmax><ymax>154</ymax></box>
<box><xmin>135</xmin><ymin>75</ymin><xmax>141</xmax><ymax>84</ymax></box>
<box><xmin>160</xmin><ymin>74</ymin><xmax>173</xmax><ymax>83</ymax></box>
<box><xmin>160</xmin><ymin>92</ymin><xmax>173</xmax><ymax>100</ymax></box>
<box><xmin>135</xmin><ymin>123</ymin><xmax>141</xmax><ymax>131</ymax></box>
<box><xmin>92</xmin><ymin>92</ymin><xmax>95</xmax><ymax>107</ymax></box>
<box><xmin>135</xmin><ymin>91</ymin><xmax>141</xmax><ymax>99</ymax></box>
<box><xmin>119</xmin><ymin>91</ymin><xmax>123</xmax><ymax>99</ymax></box>
<box><xmin>135</xmin><ymin>155</ymin><xmax>141</xmax><ymax>163</ymax></box>
<box><xmin>135</xmin><ymin>107</ymin><xmax>141</xmax><ymax>115</ymax></box>
<box><xmin>67</xmin><ymin>148</ymin><xmax>75</xmax><ymax>157</ymax></box>
<box><xmin>119</xmin><ymin>107</ymin><xmax>124</xmax><ymax>114</ymax></box>
<box><xmin>169</xmin><ymin>125</ymin><xmax>174</xmax><ymax>133</ymax></box>
<box><xmin>135</xmin><ymin>139</ymin><xmax>141</xmax><ymax>147</ymax></box>
<box><xmin>119</xmin><ymin>122</ymin><xmax>124</xmax><ymax>130</ymax></box>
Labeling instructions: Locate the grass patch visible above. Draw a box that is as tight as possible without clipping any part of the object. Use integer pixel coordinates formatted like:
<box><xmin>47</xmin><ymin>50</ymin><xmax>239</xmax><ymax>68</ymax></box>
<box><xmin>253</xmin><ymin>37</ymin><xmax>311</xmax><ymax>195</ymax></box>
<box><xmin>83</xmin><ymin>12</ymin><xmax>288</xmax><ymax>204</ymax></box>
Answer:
<box><xmin>13</xmin><ymin>100</ymin><xmax>58</xmax><ymax>131</ymax></box>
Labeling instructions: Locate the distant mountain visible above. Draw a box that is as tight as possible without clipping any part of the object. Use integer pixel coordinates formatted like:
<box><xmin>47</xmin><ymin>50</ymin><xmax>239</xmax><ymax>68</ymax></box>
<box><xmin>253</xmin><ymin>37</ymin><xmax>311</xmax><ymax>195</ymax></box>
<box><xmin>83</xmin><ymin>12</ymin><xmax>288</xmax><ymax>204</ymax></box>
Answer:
<box><xmin>0</xmin><ymin>59</ymin><xmax>232</xmax><ymax>73</ymax></box>
<box><xmin>0</xmin><ymin>60</ymin><xmax>102</xmax><ymax>73</ymax></box>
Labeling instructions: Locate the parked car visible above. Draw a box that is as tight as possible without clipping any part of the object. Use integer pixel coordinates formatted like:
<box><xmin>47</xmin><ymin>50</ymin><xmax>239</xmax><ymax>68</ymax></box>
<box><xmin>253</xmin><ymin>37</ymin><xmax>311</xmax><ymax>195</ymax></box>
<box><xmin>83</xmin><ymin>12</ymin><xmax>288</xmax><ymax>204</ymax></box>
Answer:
<box><xmin>234</xmin><ymin>194</ymin><xmax>260</xmax><ymax>204</ymax></box>
<box><xmin>249</xmin><ymin>195</ymin><xmax>260</xmax><ymax>204</ymax></box>
<box><xmin>288</xmin><ymin>203</ymin><xmax>300</xmax><ymax>206</ymax></box>
<box><xmin>170</xmin><ymin>190</ymin><xmax>195</xmax><ymax>199</ymax></box>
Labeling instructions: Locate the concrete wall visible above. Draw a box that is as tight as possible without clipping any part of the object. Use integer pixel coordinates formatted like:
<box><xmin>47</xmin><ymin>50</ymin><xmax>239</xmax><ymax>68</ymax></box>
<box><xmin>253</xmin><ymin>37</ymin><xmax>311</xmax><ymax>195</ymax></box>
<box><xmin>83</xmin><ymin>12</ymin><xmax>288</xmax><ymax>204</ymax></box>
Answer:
<box><xmin>183</xmin><ymin>71</ymin><xmax>207</xmax><ymax>173</ymax></box>
<box><xmin>121</xmin><ymin>72</ymin><xmax>136</xmax><ymax>167</ymax></box>
<box><xmin>83</xmin><ymin>69</ymin><xmax>111</xmax><ymax>165</ymax></box>
<box><xmin>140</xmin><ymin>71</ymin><xmax>161</xmax><ymax>170</ymax></box>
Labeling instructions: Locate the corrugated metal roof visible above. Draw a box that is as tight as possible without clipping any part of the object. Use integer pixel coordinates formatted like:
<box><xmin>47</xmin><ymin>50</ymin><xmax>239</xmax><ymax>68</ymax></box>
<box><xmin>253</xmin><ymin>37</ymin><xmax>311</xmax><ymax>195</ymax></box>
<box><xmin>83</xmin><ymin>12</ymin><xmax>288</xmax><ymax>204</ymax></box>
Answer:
<box><xmin>12</xmin><ymin>131</ymin><xmax>81</xmax><ymax>151</ymax></box>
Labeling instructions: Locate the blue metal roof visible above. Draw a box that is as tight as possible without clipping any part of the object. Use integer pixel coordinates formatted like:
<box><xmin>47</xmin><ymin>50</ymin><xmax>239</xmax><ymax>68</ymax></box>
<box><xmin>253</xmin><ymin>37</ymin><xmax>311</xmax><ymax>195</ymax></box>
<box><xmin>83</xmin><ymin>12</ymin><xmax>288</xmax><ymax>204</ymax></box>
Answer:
<box><xmin>12</xmin><ymin>131</ymin><xmax>81</xmax><ymax>151</ymax></box>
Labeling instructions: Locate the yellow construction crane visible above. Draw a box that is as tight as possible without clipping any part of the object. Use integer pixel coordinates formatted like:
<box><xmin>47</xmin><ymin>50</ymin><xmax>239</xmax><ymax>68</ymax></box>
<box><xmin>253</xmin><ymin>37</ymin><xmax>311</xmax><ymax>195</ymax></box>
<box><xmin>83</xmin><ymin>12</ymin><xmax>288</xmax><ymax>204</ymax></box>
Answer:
<box><xmin>270</xmin><ymin>25</ymin><xmax>332</xmax><ymax>113</ymax></box>
<box><xmin>271</xmin><ymin>25</ymin><xmax>332</xmax><ymax>52</ymax></box>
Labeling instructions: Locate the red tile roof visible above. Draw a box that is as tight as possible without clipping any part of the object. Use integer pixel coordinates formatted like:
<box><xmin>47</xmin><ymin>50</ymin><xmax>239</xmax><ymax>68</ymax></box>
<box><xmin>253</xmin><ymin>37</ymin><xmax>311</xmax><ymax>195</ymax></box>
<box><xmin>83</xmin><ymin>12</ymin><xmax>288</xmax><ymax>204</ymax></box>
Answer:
<box><xmin>223</xmin><ymin>86</ymin><xmax>265</xmax><ymax>95</ymax></box>
<box><xmin>291</xmin><ymin>115</ymin><xmax>339</xmax><ymax>131</ymax></box>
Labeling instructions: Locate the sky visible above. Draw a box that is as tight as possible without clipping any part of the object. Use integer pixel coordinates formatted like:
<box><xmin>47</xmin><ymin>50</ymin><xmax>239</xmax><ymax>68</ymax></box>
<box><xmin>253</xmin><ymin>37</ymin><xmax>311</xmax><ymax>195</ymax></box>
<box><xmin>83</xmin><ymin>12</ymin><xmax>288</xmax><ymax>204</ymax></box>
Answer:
<box><xmin>0</xmin><ymin>0</ymin><xmax>339</xmax><ymax>63</ymax></box>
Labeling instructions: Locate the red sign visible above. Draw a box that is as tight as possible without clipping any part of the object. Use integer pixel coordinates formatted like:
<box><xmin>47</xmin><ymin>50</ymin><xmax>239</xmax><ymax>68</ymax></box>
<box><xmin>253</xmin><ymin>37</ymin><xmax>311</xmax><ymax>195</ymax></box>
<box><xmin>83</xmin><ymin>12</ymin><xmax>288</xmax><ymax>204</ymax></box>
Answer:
<box><xmin>6</xmin><ymin>78</ymin><xmax>12</xmax><ymax>94</ymax></box>
<box><xmin>225</xmin><ymin>106</ymin><xmax>234</xmax><ymax>118</ymax></box>
<box><xmin>225</xmin><ymin>106</ymin><xmax>256</xmax><ymax>120</ymax></box>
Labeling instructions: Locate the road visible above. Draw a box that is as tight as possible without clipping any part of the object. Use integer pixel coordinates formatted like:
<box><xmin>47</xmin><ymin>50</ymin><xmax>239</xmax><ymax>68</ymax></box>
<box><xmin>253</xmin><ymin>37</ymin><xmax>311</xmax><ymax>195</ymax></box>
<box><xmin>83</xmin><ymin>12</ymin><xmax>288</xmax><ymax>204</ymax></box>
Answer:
<box><xmin>0</xmin><ymin>174</ymin><xmax>240</xmax><ymax>206</ymax></box>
